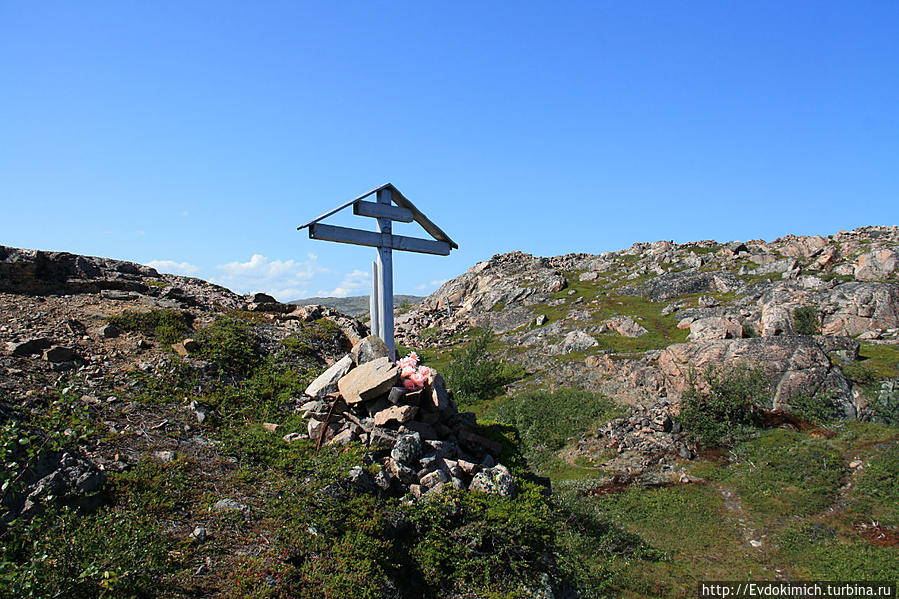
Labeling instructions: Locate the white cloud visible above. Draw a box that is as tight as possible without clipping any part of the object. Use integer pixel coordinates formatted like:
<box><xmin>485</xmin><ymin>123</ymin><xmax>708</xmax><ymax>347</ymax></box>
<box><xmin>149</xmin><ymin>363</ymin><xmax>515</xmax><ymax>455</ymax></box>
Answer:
<box><xmin>213</xmin><ymin>253</ymin><xmax>329</xmax><ymax>301</ymax></box>
<box><xmin>414</xmin><ymin>278</ymin><xmax>448</xmax><ymax>292</ymax></box>
<box><xmin>317</xmin><ymin>269</ymin><xmax>371</xmax><ymax>298</ymax></box>
<box><xmin>146</xmin><ymin>260</ymin><xmax>201</xmax><ymax>276</ymax></box>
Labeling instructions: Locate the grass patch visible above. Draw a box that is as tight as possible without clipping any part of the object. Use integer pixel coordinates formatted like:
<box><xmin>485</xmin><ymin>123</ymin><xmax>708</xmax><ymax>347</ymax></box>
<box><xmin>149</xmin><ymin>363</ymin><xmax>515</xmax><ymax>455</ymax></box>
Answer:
<box><xmin>580</xmin><ymin>482</ymin><xmax>761</xmax><ymax>590</ymax></box>
<box><xmin>856</xmin><ymin>343</ymin><xmax>899</xmax><ymax>379</ymax></box>
<box><xmin>701</xmin><ymin>429</ymin><xmax>846</xmax><ymax>528</ymax></box>
<box><xmin>106</xmin><ymin>308</ymin><xmax>194</xmax><ymax>345</ymax></box>
<box><xmin>485</xmin><ymin>389</ymin><xmax>620</xmax><ymax>476</ymax></box>
<box><xmin>854</xmin><ymin>441</ymin><xmax>899</xmax><ymax>526</ymax></box>
<box><xmin>776</xmin><ymin>520</ymin><xmax>899</xmax><ymax>580</ymax></box>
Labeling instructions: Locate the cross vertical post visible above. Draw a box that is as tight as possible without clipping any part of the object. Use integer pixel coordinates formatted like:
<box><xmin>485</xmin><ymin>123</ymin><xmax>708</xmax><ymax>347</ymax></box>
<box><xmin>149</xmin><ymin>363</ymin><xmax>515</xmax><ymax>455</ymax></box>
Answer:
<box><xmin>376</xmin><ymin>188</ymin><xmax>395</xmax><ymax>360</ymax></box>
<box><xmin>369</xmin><ymin>260</ymin><xmax>380</xmax><ymax>340</ymax></box>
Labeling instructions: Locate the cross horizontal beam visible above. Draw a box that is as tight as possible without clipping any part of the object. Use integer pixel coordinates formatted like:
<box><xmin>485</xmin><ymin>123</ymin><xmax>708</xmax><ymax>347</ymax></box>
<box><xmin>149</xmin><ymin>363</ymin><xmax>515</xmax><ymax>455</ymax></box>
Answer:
<box><xmin>308</xmin><ymin>223</ymin><xmax>451</xmax><ymax>256</ymax></box>
<box><xmin>353</xmin><ymin>200</ymin><xmax>414</xmax><ymax>222</ymax></box>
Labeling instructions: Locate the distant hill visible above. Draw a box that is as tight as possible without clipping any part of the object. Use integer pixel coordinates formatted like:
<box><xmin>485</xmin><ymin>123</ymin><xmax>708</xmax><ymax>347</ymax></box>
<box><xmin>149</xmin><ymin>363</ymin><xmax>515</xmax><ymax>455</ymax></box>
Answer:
<box><xmin>289</xmin><ymin>294</ymin><xmax>424</xmax><ymax>317</ymax></box>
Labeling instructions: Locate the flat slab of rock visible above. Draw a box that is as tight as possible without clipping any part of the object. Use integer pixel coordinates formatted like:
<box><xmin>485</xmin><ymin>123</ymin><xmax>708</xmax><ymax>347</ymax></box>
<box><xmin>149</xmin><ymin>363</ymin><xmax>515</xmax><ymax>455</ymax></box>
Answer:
<box><xmin>338</xmin><ymin>357</ymin><xmax>399</xmax><ymax>404</ymax></box>
<box><xmin>42</xmin><ymin>346</ymin><xmax>76</xmax><ymax>363</ymax></box>
<box><xmin>305</xmin><ymin>354</ymin><xmax>353</xmax><ymax>399</ymax></box>
<box><xmin>6</xmin><ymin>337</ymin><xmax>52</xmax><ymax>356</ymax></box>
<box><xmin>373</xmin><ymin>404</ymin><xmax>419</xmax><ymax>427</ymax></box>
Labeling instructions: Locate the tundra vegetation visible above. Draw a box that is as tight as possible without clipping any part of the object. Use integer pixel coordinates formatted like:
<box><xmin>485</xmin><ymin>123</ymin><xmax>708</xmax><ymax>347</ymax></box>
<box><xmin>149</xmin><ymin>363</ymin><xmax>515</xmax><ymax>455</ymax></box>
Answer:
<box><xmin>2</xmin><ymin>228</ymin><xmax>899</xmax><ymax>597</ymax></box>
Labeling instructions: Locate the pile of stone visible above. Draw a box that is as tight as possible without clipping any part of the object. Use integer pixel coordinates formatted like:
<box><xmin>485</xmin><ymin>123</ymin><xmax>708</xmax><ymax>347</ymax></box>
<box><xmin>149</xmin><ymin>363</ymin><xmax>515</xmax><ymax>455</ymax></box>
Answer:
<box><xmin>599</xmin><ymin>399</ymin><xmax>693</xmax><ymax>469</ymax></box>
<box><xmin>298</xmin><ymin>335</ymin><xmax>515</xmax><ymax>499</ymax></box>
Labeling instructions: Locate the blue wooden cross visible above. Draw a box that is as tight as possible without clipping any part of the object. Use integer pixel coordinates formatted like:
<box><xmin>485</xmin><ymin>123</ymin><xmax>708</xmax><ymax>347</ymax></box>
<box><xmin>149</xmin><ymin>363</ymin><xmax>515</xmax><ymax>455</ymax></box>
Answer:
<box><xmin>298</xmin><ymin>183</ymin><xmax>458</xmax><ymax>359</ymax></box>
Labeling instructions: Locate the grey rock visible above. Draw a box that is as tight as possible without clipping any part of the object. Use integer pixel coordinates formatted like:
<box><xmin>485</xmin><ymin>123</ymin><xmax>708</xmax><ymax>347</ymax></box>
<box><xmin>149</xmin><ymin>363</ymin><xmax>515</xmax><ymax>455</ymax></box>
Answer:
<box><xmin>304</xmin><ymin>354</ymin><xmax>353</xmax><ymax>399</ymax></box>
<box><xmin>102</xmin><ymin>290</ymin><xmax>139</xmax><ymax>301</ymax></box>
<box><xmin>338</xmin><ymin>357</ymin><xmax>400</xmax><ymax>404</ymax></box>
<box><xmin>42</xmin><ymin>346</ymin><xmax>76</xmax><ymax>363</ymax></box>
<box><xmin>373</xmin><ymin>468</ymin><xmax>392</xmax><ymax>491</ymax></box>
<box><xmin>351</xmin><ymin>335</ymin><xmax>390</xmax><ymax>366</ymax></box>
<box><xmin>7</xmin><ymin>337</ymin><xmax>52</xmax><ymax>357</ymax></box>
<box><xmin>420</xmin><ymin>469</ymin><xmax>450</xmax><ymax>488</ymax></box>
<box><xmin>153</xmin><ymin>450</ymin><xmax>176</xmax><ymax>463</ymax></box>
<box><xmin>191</xmin><ymin>526</ymin><xmax>208</xmax><ymax>543</ymax></box>
<box><xmin>387</xmin><ymin>386</ymin><xmax>407</xmax><ymax>404</ymax></box>
<box><xmin>552</xmin><ymin>330</ymin><xmax>597</xmax><ymax>354</ymax></box>
<box><xmin>214</xmin><ymin>498</ymin><xmax>250</xmax><ymax>519</ymax></box>
<box><xmin>347</xmin><ymin>466</ymin><xmax>376</xmax><ymax>492</ymax></box>
<box><xmin>469</xmin><ymin>464</ymin><xmax>515</xmax><ymax>497</ymax></box>
<box><xmin>189</xmin><ymin>400</ymin><xmax>210</xmax><ymax>424</ymax></box>
<box><xmin>391</xmin><ymin>433</ymin><xmax>422</xmax><ymax>465</ymax></box>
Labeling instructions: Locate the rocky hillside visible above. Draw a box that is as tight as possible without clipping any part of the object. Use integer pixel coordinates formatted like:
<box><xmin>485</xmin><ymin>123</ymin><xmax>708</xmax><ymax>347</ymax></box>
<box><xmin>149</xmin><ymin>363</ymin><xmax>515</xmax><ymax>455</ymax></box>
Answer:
<box><xmin>289</xmin><ymin>294</ymin><xmax>424</xmax><ymax>317</ymax></box>
<box><xmin>398</xmin><ymin>226</ymin><xmax>899</xmax><ymax>470</ymax></box>
<box><xmin>1</xmin><ymin>232</ymin><xmax>897</xmax><ymax>597</ymax></box>
<box><xmin>0</xmin><ymin>245</ymin><xmax>567</xmax><ymax>598</ymax></box>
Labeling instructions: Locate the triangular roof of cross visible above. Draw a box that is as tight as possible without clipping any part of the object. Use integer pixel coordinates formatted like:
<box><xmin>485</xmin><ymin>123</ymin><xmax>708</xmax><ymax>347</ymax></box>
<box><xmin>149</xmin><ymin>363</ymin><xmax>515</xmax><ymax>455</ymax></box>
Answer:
<box><xmin>297</xmin><ymin>183</ymin><xmax>458</xmax><ymax>250</ymax></box>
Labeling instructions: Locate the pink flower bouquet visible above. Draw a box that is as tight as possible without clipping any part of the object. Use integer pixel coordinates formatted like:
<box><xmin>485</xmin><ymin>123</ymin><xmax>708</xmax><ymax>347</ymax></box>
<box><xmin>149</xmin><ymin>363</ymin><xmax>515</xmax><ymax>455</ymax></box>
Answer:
<box><xmin>397</xmin><ymin>351</ymin><xmax>432</xmax><ymax>391</ymax></box>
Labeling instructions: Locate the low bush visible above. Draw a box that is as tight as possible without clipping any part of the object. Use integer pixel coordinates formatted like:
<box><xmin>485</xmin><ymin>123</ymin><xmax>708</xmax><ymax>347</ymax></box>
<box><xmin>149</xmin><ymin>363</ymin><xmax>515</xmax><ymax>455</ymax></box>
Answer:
<box><xmin>676</xmin><ymin>364</ymin><xmax>770</xmax><ymax>447</ymax></box>
<box><xmin>793</xmin><ymin>305</ymin><xmax>820</xmax><ymax>335</ymax></box>
<box><xmin>786</xmin><ymin>391</ymin><xmax>842</xmax><ymax>424</ymax></box>
<box><xmin>195</xmin><ymin>315</ymin><xmax>259</xmax><ymax>376</ymax></box>
<box><xmin>106</xmin><ymin>308</ymin><xmax>194</xmax><ymax>345</ymax></box>
<box><xmin>443</xmin><ymin>330</ymin><xmax>525</xmax><ymax>406</ymax></box>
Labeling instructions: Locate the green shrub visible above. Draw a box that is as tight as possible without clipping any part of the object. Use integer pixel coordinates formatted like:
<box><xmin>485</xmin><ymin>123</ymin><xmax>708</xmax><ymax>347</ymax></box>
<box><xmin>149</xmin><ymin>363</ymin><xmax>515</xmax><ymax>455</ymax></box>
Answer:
<box><xmin>786</xmin><ymin>391</ymin><xmax>842</xmax><ymax>424</ymax></box>
<box><xmin>443</xmin><ymin>330</ymin><xmax>524</xmax><ymax>406</ymax></box>
<box><xmin>195</xmin><ymin>315</ymin><xmax>259</xmax><ymax>376</ymax></box>
<box><xmin>793</xmin><ymin>305</ymin><xmax>820</xmax><ymax>335</ymax></box>
<box><xmin>741</xmin><ymin>322</ymin><xmax>758</xmax><ymax>338</ymax></box>
<box><xmin>676</xmin><ymin>364</ymin><xmax>770</xmax><ymax>447</ymax></box>
<box><xmin>0</xmin><ymin>457</ymin><xmax>191</xmax><ymax>598</ymax></box>
<box><xmin>106</xmin><ymin>308</ymin><xmax>193</xmax><ymax>345</ymax></box>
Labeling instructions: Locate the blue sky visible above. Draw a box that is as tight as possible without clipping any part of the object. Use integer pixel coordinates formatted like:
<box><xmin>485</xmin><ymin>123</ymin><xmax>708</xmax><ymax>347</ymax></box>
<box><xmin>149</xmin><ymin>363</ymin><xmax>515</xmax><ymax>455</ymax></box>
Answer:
<box><xmin>1</xmin><ymin>2</ymin><xmax>897</xmax><ymax>300</ymax></box>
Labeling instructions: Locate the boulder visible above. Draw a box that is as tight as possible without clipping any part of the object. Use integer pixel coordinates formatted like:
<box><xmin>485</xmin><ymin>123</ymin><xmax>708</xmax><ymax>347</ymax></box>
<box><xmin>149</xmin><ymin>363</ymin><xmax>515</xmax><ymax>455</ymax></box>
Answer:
<box><xmin>552</xmin><ymin>330</ymin><xmax>597</xmax><ymax>354</ymax></box>
<box><xmin>338</xmin><ymin>357</ymin><xmax>400</xmax><ymax>404</ymax></box>
<box><xmin>688</xmin><ymin>316</ymin><xmax>742</xmax><ymax>341</ymax></box>
<box><xmin>469</xmin><ymin>464</ymin><xmax>515</xmax><ymax>497</ymax></box>
<box><xmin>6</xmin><ymin>337</ymin><xmax>52</xmax><ymax>357</ymax></box>
<box><xmin>42</xmin><ymin>346</ymin><xmax>76</xmax><ymax>363</ymax></box>
<box><xmin>391</xmin><ymin>433</ymin><xmax>422</xmax><ymax>466</ymax></box>
<box><xmin>658</xmin><ymin>336</ymin><xmax>859</xmax><ymax>415</ymax></box>
<box><xmin>305</xmin><ymin>354</ymin><xmax>354</xmax><ymax>399</ymax></box>
<box><xmin>351</xmin><ymin>335</ymin><xmax>390</xmax><ymax>365</ymax></box>
<box><xmin>98</xmin><ymin>324</ymin><xmax>119</xmax><ymax>338</ymax></box>
<box><xmin>854</xmin><ymin>249</ymin><xmax>898</xmax><ymax>281</ymax></box>
<box><xmin>252</xmin><ymin>292</ymin><xmax>277</xmax><ymax>303</ymax></box>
